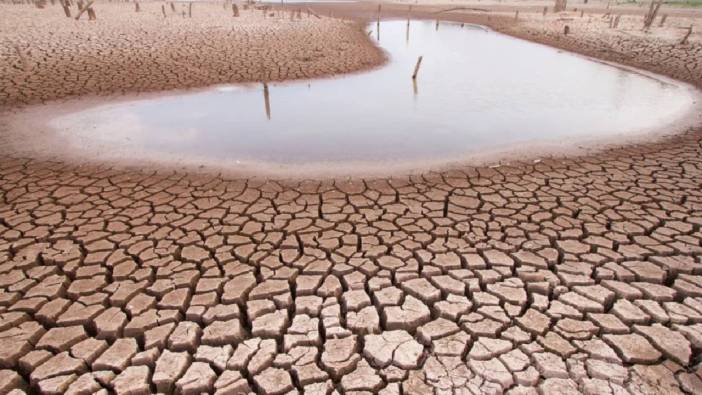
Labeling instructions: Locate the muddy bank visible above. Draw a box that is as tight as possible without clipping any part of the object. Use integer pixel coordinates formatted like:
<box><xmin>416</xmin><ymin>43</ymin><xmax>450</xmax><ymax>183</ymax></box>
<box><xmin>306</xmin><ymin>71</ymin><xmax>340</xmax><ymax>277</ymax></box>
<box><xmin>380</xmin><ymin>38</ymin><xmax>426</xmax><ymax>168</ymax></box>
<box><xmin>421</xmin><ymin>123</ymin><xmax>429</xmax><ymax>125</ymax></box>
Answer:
<box><xmin>0</xmin><ymin>2</ymin><xmax>385</xmax><ymax>107</ymax></box>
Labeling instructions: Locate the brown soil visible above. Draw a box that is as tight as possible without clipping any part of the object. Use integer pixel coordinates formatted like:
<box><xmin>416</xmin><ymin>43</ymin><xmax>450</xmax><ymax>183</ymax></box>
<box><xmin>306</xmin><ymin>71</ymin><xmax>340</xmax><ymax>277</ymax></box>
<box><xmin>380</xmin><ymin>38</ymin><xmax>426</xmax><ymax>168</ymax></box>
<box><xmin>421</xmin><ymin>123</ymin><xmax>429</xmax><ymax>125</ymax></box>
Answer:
<box><xmin>1</xmin><ymin>1</ymin><xmax>702</xmax><ymax>394</ymax></box>
<box><xmin>0</xmin><ymin>2</ymin><xmax>385</xmax><ymax>107</ymax></box>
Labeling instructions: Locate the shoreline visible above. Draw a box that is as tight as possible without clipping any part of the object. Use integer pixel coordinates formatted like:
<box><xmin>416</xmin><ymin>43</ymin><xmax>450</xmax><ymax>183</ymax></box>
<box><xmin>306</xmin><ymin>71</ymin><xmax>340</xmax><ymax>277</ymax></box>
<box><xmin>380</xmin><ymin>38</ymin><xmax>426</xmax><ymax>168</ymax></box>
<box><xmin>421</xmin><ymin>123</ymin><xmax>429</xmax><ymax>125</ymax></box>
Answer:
<box><xmin>0</xmin><ymin>1</ymin><xmax>701</xmax><ymax>182</ymax></box>
<box><xmin>3</xmin><ymin>19</ymin><xmax>702</xmax><ymax>180</ymax></box>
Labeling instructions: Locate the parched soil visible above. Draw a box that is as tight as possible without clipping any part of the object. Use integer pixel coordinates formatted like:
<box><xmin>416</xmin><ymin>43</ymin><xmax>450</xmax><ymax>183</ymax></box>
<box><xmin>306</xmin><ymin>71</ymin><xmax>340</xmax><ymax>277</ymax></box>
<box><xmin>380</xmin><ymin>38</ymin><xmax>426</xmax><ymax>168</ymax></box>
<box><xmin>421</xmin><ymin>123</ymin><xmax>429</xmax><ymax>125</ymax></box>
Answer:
<box><xmin>499</xmin><ymin>9</ymin><xmax>702</xmax><ymax>89</ymax></box>
<box><xmin>0</xmin><ymin>2</ymin><xmax>385</xmax><ymax>107</ymax></box>
<box><xmin>1</xmin><ymin>2</ymin><xmax>702</xmax><ymax>395</ymax></box>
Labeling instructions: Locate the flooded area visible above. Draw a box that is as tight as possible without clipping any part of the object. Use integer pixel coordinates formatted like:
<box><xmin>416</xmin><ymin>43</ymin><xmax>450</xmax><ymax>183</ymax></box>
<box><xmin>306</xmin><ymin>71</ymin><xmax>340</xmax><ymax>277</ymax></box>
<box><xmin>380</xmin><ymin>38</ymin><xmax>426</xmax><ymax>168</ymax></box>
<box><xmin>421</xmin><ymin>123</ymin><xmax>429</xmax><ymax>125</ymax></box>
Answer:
<box><xmin>35</xmin><ymin>20</ymin><xmax>701</xmax><ymax>173</ymax></box>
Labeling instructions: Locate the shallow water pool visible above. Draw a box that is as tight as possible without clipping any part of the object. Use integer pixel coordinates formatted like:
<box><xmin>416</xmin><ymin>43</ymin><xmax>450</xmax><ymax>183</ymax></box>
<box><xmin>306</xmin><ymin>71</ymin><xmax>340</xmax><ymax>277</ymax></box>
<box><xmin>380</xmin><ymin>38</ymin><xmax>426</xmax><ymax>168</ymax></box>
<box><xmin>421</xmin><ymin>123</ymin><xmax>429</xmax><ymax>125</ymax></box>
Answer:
<box><xmin>47</xmin><ymin>20</ymin><xmax>699</xmax><ymax>173</ymax></box>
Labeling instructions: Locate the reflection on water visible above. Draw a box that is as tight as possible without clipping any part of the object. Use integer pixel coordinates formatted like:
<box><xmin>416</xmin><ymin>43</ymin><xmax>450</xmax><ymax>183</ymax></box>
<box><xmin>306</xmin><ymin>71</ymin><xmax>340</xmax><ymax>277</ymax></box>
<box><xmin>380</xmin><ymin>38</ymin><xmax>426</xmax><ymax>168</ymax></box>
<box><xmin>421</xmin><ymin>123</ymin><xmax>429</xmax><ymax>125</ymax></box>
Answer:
<box><xmin>51</xmin><ymin>20</ymin><xmax>697</xmax><ymax>168</ymax></box>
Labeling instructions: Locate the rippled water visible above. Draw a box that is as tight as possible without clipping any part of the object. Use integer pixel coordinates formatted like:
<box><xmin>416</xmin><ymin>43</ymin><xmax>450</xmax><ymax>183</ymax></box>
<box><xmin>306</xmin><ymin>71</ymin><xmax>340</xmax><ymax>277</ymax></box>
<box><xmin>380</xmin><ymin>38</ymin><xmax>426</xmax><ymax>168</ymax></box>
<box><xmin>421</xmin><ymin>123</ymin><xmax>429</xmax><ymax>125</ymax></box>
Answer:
<box><xmin>49</xmin><ymin>20</ymin><xmax>698</xmax><ymax>170</ymax></box>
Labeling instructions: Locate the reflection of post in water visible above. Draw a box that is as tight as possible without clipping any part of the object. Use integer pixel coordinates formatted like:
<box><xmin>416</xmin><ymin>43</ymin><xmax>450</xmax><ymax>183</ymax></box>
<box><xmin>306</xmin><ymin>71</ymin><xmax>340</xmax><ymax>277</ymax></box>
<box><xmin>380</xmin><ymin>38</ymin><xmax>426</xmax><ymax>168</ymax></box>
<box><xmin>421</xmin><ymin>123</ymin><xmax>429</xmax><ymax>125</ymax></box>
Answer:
<box><xmin>263</xmin><ymin>82</ymin><xmax>271</xmax><ymax>120</ymax></box>
<box><xmin>435</xmin><ymin>19</ymin><xmax>439</xmax><ymax>31</ymax></box>
<box><xmin>412</xmin><ymin>78</ymin><xmax>418</xmax><ymax>97</ymax></box>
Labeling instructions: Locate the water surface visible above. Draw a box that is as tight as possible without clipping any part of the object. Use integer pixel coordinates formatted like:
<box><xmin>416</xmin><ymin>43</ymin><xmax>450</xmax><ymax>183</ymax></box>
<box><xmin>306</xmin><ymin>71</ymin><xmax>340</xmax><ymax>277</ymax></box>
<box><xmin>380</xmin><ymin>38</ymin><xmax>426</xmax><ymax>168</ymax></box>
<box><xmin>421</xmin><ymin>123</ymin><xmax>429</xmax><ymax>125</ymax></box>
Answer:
<box><xmin>49</xmin><ymin>20</ymin><xmax>699</xmax><ymax>172</ymax></box>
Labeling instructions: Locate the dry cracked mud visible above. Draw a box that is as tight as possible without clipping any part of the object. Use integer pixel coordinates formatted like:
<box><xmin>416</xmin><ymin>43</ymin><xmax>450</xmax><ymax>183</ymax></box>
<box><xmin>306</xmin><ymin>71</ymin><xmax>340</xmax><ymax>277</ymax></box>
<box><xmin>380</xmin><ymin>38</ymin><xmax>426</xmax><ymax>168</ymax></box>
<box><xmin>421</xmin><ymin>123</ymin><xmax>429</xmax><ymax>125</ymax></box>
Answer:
<box><xmin>2</xmin><ymin>130</ymin><xmax>702</xmax><ymax>394</ymax></box>
<box><xmin>0</xmin><ymin>2</ymin><xmax>384</xmax><ymax>107</ymax></box>
<box><xmin>2</xmin><ymin>1</ymin><xmax>702</xmax><ymax>395</ymax></box>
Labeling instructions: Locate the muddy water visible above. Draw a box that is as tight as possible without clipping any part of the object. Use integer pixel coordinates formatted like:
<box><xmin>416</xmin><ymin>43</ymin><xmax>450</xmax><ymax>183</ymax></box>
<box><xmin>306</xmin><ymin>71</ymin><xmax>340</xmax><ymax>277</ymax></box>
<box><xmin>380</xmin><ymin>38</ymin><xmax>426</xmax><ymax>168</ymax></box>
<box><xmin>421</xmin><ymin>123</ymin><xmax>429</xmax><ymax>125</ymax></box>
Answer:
<box><xmin>47</xmin><ymin>20</ymin><xmax>699</xmax><ymax>173</ymax></box>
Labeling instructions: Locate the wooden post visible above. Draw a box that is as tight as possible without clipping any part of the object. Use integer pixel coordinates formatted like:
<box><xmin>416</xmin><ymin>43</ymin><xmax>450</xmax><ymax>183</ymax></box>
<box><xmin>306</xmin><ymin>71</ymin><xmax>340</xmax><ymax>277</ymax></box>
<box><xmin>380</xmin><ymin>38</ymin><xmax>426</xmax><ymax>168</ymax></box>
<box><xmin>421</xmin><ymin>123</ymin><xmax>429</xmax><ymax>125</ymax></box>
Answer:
<box><xmin>162</xmin><ymin>4</ymin><xmax>166</xmax><ymax>17</ymax></box>
<box><xmin>263</xmin><ymin>82</ymin><xmax>271</xmax><ymax>120</ymax></box>
<box><xmin>643</xmin><ymin>0</ymin><xmax>662</xmax><ymax>30</ymax></box>
<box><xmin>543</xmin><ymin>6</ymin><xmax>547</xmax><ymax>16</ymax></box>
<box><xmin>232</xmin><ymin>3</ymin><xmax>238</xmax><ymax>16</ymax></box>
<box><xmin>134</xmin><ymin>1</ymin><xmax>139</xmax><ymax>12</ymax></box>
<box><xmin>377</xmin><ymin>4</ymin><xmax>381</xmax><ymax>33</ymax></box>
<box><xmin>170</xmin><ymin>2</ymin><xmax>175</xmax><ymax>12</ymax></box>
<box><xmin>411</xmin><ymin>56</ymin><xmax>423</xmax><ymax>79</ymax></box>
<box><xmin>659</xmin><ymin>14</ymin><xmax>667</xmax><ymax>27</ymax></box>
<box><xmin>87</xmin><ymin>6</ymin><xmax>95</xmax><ymax>19</ymax></box>
<box><xmin>563</xmin><ymin>25</ymin><xmax>570</xmax><ymax>35</ymax></box>
<box><xmin>514</xmin><ymin>10</ymin><xmax>519</xmax><ymax>20</ymax></box>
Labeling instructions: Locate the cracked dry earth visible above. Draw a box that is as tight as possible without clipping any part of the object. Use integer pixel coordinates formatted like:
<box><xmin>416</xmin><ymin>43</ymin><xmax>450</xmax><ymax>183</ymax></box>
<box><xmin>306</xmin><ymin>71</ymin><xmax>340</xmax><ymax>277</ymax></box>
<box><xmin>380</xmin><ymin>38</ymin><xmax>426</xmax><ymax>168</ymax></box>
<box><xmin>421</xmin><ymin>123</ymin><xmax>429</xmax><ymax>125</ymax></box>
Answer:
<box><xmin>3</xmin><ymin>4</ymin><xmax>702</xmax><ymax>395</ymax></box>
<box><xmin>0</xmin><ymin>3</ymin><xmax>383</xmax><ymax>107</ymax></box>
<box><xmin>2</xmin><ymin>129</ymin><xmax>702</xmax><ymax>394</ymax></box>
<box><xmin>499</xmin><ymin>10</ymin><xmax>702</xmax><ymax>88</ymax></box>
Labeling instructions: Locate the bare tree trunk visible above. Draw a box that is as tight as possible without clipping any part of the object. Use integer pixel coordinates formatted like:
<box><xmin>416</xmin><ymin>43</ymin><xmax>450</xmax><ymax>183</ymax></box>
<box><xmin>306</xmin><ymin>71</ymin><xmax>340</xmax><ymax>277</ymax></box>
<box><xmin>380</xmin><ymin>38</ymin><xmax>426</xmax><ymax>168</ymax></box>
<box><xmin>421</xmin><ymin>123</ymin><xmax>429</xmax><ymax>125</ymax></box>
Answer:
<box><xmin>680</xmin><ymin>25</ymin><xmax>693</xmax><ymax>45</ymax></box>
<box><xmin>61</xmin><ymin>0</ymin><xmax>71</xmax><ymax>17</ymax></box>
<box><xmin>75</xmin><ymin>0</ymin><xmax>94</xmax><ymax>20</ymax></box>
<box><xmin>643</xmin><ymin>0</ymin><xmax>662</xmax><ymax>30</ymax></box>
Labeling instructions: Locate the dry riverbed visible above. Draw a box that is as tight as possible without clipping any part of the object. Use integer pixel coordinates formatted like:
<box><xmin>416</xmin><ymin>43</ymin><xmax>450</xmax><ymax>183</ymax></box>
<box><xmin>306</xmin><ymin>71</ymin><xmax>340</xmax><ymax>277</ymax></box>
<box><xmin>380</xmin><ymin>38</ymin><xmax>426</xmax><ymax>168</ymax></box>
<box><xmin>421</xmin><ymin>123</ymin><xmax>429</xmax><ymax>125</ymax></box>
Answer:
<box><xmin>1</xmin><ymin>1</ymin><xmax>702</xmax><ymax>394</ymax></box>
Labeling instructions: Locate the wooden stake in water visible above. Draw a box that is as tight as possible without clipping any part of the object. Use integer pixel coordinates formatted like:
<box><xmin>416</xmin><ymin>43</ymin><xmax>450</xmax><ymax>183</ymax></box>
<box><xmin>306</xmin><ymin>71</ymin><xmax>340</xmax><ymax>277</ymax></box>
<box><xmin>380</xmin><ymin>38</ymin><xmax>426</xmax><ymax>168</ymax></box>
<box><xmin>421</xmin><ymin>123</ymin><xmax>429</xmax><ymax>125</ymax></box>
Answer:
<box><xmin>134</xmin><ymin>1</ymin><xmax>139</xmax><ymax>12</ymax></box>
<box><xmin>411</xmin><ymin>56</ymin><xmax>423</xmax><ymax>79</ymax></box>
<box><xmin>232</xmin><ymin>3</ymin><xmax>239</xmax><ymax>17</ymax></box>
<box><xmin>188</xmin><ymin>2</ymin><xmax>192</xmax><ymax>17</ymax></box>
<box><xmin>406</xmin><ymin>6</ymin><xmax>411</xmax><ymax>43</ymax></box>
<box><xmin>376</xmin><ymin>4</ymin><xmax>381</xmax><ymax>39</ymax></box>
<box><xmin>263</xmin><ymin>82</ymin><xmax>271</xmax><ymax>120</ymax></box>
<box><xmin>162</xmin><ymin>4</ymin><xmax>166</xmax><ymax>17</ymax></box>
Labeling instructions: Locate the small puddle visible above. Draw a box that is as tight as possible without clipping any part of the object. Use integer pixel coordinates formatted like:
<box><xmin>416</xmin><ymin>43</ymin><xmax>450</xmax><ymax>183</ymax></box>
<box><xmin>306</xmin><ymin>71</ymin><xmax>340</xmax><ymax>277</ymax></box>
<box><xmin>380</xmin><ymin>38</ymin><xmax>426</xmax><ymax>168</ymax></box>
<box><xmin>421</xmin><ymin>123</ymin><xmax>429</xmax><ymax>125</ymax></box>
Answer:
<box><xmin>31</xmin><ymin>20</ymin><xmax>702</xmax><ymax>174</ymax></box>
